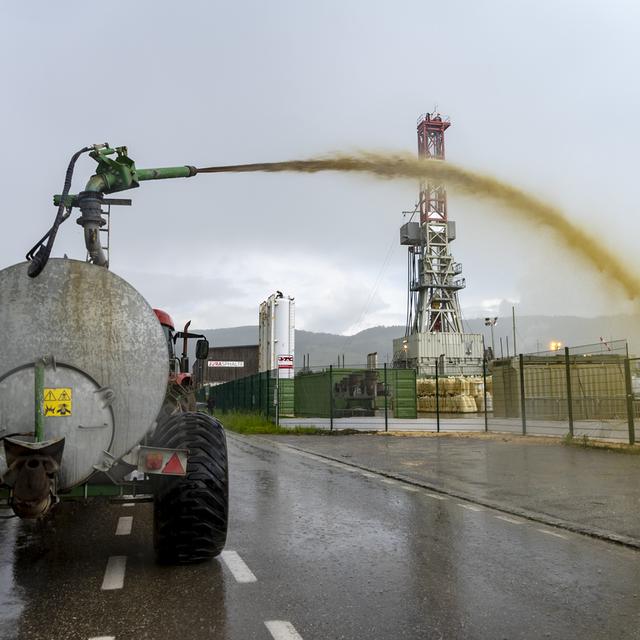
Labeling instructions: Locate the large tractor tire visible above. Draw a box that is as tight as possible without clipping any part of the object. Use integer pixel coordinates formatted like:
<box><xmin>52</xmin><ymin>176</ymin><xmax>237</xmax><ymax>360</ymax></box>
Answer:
<box><xmin>152</xmin><ymin>412</ymin><xmax>228</xmax><ymax>564</ymax></box>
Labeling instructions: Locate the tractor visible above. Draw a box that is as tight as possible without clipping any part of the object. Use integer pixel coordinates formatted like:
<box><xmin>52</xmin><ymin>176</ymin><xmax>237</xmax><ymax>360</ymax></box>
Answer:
<box><xmin>0</xmin><ymin>144</ymin><xmax>228</xmax><ymax>564</ymax></box>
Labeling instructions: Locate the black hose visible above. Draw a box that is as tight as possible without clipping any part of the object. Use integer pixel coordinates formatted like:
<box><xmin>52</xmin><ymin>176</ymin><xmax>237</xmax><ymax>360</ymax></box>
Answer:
<box><xmin>26</xmin><ymin>146</ymin><xmax>93</xmax><ymax>278</ymax></box>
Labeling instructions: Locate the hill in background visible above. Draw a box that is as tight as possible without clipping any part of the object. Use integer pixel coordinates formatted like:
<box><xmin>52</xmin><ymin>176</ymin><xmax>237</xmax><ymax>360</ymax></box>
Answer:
<box><xmin>189</xmin><ymin>315</ymin><xmax>640</xmax><ymax>367</ymax></box>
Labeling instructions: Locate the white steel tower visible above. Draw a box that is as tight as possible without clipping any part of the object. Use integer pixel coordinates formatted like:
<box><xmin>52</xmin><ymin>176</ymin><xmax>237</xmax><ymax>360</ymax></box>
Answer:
<box><xmin>394</xmin><ymin>113</ymin><xmax>483</xmax><ymax>376</ymax></box>
<box><xmin>406</xmin><ymin>112</ymin><xmax>464</xmax><ymax>334</ymax></box>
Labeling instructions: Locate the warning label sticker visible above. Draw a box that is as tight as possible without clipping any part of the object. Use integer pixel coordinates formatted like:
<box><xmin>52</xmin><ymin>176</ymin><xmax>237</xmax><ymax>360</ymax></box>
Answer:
<box><xmin>43</xmin><ymin>388</ymin><xmax>73</xmax><ymax>417</ymax></box>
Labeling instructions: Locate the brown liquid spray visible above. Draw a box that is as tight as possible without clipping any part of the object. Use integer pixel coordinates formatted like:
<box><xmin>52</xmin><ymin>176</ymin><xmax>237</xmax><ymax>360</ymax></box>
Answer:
<box><xmin>198</xmin><ymin>152</ymin><xmax>640</xmax><ymax>301</ymax></box>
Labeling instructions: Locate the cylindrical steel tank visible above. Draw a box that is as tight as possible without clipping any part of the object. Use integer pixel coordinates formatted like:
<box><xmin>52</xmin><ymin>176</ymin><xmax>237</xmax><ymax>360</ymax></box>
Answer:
<box><xmin>0</xmin><ymin>259</ymin><xmax>169</xmax><ymax>489</ymax></box>
<box><xmin>258</xmin><ymin>292</ymin><xmax>295</xmax><ymax>379</ymax></box>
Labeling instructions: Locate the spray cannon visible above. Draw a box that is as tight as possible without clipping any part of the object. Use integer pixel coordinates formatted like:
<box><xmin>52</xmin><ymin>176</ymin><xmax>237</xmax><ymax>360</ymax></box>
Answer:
<box><xmin>27</xmin><ymin>143</ymin><xmax>201</xmax><ymax>277</ymax></box>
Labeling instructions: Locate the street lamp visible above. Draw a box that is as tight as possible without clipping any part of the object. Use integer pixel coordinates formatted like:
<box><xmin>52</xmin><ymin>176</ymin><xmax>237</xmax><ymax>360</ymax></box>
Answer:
<box><xmin>484</xmin><ymin>317</ymin><xmax>498</xmax><ymax>359</ymax></box>
<box><xmin>402</xmin><ymin>338</ymin><xmax>408</xmax><ymax>369</ymax></box>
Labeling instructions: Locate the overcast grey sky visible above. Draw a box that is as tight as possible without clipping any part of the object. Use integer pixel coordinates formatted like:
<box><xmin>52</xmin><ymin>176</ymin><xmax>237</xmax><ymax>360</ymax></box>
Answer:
<box><xmin>2</xmin><ymin>1</ymin><xmax>640</xmax><ymax>333</ymax></box>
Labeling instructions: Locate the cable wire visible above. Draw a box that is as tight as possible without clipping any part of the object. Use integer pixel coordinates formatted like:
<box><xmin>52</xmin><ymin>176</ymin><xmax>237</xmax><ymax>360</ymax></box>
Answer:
<box><xmin>26</xmin><ymin>145</ymin><xmax>92</xmax><ymax>278</ymax></box>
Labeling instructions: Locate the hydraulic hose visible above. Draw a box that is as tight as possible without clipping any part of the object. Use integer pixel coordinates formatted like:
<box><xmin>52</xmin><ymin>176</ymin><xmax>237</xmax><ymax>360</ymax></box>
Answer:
<box><xmin>26</xmin><ymin>146</ymin><xmax>93</xmax><ymax>278</ymax></box>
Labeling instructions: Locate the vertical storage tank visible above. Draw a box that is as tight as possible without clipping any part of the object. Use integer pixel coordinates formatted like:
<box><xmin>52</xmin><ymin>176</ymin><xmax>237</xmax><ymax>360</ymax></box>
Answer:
<box><xmin>258</xmin><ymin>292</ymin><xmax>295</xmax><ymax>379</ymax></box>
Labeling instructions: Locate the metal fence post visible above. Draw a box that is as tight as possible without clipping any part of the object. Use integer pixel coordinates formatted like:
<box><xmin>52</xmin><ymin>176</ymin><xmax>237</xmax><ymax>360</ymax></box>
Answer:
<box><xmin>564</xmin><ymin>347</ymin><xmax>574</xmax><ymax>437</ymax></box>
<box><xmin>519</xmin><ymin>353</ymin><xmax>526</xmax><ymax>435</ymax></box>
<box><xmin>329</xmin><ymin>364</ymin><xmax>334</xmax><ymax>431</ymax></box>
<box><xmin>275</xmin><ymin>377</ymin><xmax>280</xmax><ymax>427</ymax></box>
<box><xmin>384</xmin><ymin>362</ymin><xmax>389</xmax><ymax>432</ymax></box>
<box><xmin>435</xmin><ymin>358</ymin><xmax>440</xmax><ymax>433</ymax></box>
<box><xmin>482</xmin><ymin>358</ymin><xmax>488</xmax><ymax>432</ymax></box>
<box><xmin>266</xmin><ymin>371</ymin><xmax>270</xmax><ymax>421</ymax></box>
<box><xmin>624</xmin><ymin>358</ymin><xmax>636</xmax><ymax>445</ymax></box>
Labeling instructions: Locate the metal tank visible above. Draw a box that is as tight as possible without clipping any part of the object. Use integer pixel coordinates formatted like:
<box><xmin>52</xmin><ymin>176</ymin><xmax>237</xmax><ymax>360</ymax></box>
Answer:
<box><xmin>258</xmin><ymin>291</ymin><xmax>295</xmax><ymax>379</ymax></box>
<box><xmin>0</xmin><ymin>258</ymin><xmax>169</xmax><ymax>490</ymax></box>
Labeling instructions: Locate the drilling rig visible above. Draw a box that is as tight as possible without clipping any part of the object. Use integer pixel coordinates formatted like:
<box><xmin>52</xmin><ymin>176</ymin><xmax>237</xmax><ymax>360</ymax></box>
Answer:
<box><xmin>393</xmin><ymin>113</ymin><xmax>484</xmax><ymax>376</ymax></box>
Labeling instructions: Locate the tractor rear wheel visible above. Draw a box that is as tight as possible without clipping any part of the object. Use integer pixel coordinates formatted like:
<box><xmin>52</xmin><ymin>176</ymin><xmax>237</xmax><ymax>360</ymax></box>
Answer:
<box><xmin>152</xmin><ymin>412</ymin><xmax>228</xmax><ymax>564</ymax></box>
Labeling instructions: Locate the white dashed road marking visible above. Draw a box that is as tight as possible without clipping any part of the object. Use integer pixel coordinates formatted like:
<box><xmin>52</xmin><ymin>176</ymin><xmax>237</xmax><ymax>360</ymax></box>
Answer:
<box><xmin>220</xmin><ymin>550</ymin><xmax>258</xmax><ymax>583</ymax></box>
<box><xmin>88</xmin><ymin>636</ymin><xmax>115</xmax><ymax>640</ymax></box>
<box><xmin>265</xmin><ymin>620</ymin><xmax>304</xmax><ymax>640</ymax></box>
<box><xmin>115</xmin><ymin>516</ymin><xmax>133</xmax><ymax>536</ymax></box>
<box><xmin>402</xmin><ymin>485</ymin><xmax>419</xmax><ymax>492</ymax></box>
<box><xmin>496</xmin><ymin>515</ymin><xmax>523</xmax><ymax>524</ymax></box>
<box><xmin>101</xmin><ymin>556</ymin><xmax>127</xmax><ymax>591</ymax></box>
<box><xmin>426</xmin><ymin>493</ymin><xmax>447</xmax><ymax>500</ymax></box>
<box><xmin>121</xmin><ymin>503</ymin><xmax>135</xmax><ymax>508</ymax></box>
<box><xmin>538</xmin><ymin>528</ymin><xmax>568</xmax><ymax>540</ymax></box>
<box><xmin>458</xmin><ymin>503</ymin><xmax>484</xmax><ymax>512</ymax></box>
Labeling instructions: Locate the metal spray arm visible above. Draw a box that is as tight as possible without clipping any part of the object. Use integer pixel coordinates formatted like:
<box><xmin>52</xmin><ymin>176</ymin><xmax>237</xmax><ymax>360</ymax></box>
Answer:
<box><xmin>54</xmin><ymin>145</ymin><xmax>197</xmax><ymax>206</ymax></box>
<box><xmin>51</xmin><ymin>145</ymin><xmax>197</xmax><ymax>269</ymax></box>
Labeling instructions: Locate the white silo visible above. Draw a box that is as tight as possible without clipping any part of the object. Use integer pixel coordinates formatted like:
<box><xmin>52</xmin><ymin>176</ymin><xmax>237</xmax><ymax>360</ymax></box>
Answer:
<box><xmin>258</xmin><ymin>291</ymin><xmax>295</xmax><ymax>379</ymax></box>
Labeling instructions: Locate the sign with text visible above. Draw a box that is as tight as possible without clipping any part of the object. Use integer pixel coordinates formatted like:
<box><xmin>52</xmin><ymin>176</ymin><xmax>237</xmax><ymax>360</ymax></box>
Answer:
<box><xmin>277</xmin><ymin>355</ymin><xmax>294</xmax><ymax>369</ymax></box>
<box><xmin>207</xmin><ymin>360</ymin><xmax>244</xmax><ymax>368</ymax></box>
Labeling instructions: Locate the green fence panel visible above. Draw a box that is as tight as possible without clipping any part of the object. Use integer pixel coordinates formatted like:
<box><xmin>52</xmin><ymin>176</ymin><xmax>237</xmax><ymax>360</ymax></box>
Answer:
<box><xmin>390</xmin><ymin>368</ymin><xmax>417</xmax><ymax>418</ymax></box>
<box><xmin>279</xmin><ymin>379</ymin><xmax>295</xmax><ymax>417</ymax></box>
<box><xmin>295</xmin><ymin>371</ymin><xmax>331</xmax><ymax>417</ymax></box>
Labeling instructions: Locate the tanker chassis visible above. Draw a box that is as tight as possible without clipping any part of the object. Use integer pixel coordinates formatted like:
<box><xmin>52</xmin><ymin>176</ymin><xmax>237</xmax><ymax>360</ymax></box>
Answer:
<box><xmin>0</xmin><ymin>144</ymin><xmax>229</xmax><ymax>564</ymax></box>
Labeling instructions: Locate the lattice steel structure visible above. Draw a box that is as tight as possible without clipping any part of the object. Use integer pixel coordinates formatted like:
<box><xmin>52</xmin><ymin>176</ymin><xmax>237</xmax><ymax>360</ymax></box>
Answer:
<box><xmin>406</xmin><ymin>112</ymin><xmax>465</xmax><ymax>335</ymax></box>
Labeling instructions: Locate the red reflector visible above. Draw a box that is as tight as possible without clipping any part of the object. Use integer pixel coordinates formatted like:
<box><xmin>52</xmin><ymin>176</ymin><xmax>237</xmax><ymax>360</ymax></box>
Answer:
<box><xmin>146</xmin><ymin>452</ymin><xmax>164</xmax><ymax>470</ymax></box>
<box><xmin>163</xmin><ymin>452</ymin><xmax>186</xmax><ymax>475</ymax></box>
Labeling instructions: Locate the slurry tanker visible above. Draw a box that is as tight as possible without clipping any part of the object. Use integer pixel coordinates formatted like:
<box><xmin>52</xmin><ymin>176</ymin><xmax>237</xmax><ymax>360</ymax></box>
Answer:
<box><xmin>0</xmin><ymin>144</ymin><xmax>228</xmax><ymax>564</ymax></box>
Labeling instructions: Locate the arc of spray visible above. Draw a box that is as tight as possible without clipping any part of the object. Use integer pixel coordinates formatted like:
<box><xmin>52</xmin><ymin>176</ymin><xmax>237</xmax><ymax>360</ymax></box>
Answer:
<box><xmin>198</xmin><ymin>151</ymin><xmax>640</xmax><ymax>301</ymax></box>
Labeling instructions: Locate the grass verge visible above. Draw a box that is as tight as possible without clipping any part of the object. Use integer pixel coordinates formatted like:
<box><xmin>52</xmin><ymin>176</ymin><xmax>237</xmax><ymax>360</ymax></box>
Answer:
<box><xmin>561</xmin><ymin>433</ymin><xmax>640</xmax><ymax>454</ymax></box>
<box><xmin>215</xmin><ymin>411</ymin><xmax>370</xmax><ymax>436</ymax></box>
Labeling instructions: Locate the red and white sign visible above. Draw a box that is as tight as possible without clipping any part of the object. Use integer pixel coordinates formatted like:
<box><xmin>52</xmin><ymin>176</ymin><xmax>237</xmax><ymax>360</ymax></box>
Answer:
<box><xmin>208</xmin><ymin>360</ymin><xmax>244</xmax><ymax>368</ymax></box>
<box><xmin>278</xmin><ymin>355</ymin><xmax>294</xmax><ymax>369</ymax></box>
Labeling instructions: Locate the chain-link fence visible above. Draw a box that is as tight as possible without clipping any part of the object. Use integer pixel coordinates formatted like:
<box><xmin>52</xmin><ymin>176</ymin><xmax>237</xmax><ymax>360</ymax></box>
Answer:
<box><xmin>204</xmin><ymin>364</ymin><xmax>416</xmax><ymax>430</ymax></box>
<box><xmin>199</xmin><ymin>342</ymin><xmax>636</xmax><ymax>444</ymax></box>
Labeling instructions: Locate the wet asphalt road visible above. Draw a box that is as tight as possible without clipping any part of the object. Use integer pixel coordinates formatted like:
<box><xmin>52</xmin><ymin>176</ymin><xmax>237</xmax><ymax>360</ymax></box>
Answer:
<box><xmin>2</xmin><ymin>434</ymin><xmax>640</xmax><ymax>640</ymax></box>
<box><xmin>270</xmin><ymin>433</ymin><xmax>640</xmax><ymax>545</ymax></box>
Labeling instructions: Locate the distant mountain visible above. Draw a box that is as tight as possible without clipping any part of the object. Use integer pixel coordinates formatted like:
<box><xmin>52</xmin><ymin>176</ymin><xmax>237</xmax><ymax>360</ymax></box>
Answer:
<box><xmin>189</xmin><ymin>315</ymin><xmax>640</xmax><ymax>367</ymax></box>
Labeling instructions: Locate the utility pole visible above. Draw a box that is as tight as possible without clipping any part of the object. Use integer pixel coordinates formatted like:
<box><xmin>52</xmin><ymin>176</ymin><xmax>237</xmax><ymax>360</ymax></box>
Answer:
<box><xmin>512</xmin><ymin>306</ymin><xmax>517</xmax><ymax>355</ymax></box>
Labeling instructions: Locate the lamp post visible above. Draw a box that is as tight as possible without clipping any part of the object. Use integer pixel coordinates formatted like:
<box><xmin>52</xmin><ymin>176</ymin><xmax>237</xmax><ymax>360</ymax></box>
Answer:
<box><xmin>484</xmin><ymin>317</ymin><xmax>498</xmax><ymax>359</ymax></box>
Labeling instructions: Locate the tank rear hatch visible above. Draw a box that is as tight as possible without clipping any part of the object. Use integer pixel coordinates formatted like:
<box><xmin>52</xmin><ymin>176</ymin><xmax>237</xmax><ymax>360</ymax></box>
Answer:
<box><xmin>0</xmin><ymin>259</ymin><xmax>169</xmax><ymax>489</ymax></box>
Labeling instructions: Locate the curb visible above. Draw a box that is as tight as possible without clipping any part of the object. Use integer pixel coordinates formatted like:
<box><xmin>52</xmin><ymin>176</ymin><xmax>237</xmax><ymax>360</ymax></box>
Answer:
<box><xmin>228</xmin><ymin>432</ymin><xmax>640</xmax><ymax>551</ymax></box>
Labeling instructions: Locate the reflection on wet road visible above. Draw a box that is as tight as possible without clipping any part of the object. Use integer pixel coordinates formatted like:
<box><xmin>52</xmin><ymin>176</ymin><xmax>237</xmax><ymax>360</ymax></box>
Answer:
<box><xmin>1</xmin><ymin>434</ymin><xmax>639</xmax><ymax>639</ymax></box>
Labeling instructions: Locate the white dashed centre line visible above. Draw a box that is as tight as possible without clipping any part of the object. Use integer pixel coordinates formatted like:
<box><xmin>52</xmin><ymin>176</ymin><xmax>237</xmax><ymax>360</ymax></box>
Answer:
<box><xmin>101</xmin><ymin>556</ymin><xmax>127</xmax><ymax>591</ymax></box>
<box><xmin>458</xmin><ymin>503</ymin><xmax>484</xmax><ymax>512</ymax></box>
<box><xmin>121</xmin><ymin>503</ymin><xmax>135</xmax><ymax>508</ymax></box>
<box><xmin>88</xmin><ymin>636</ymin><xmax>115</xmax><ymax>640</ymax></box>
<box><xmin>115</xmin><ymin>516</ymin><xmax>133</xmax><ymax>536</ymax></box>
<box><xmin>426</xmin><ymin>493</ymin><xmax>447</xmax><ymax>500</ymax></box>
<box><xmin>220</xmin><ymin>550</ymin><xmax>257</xmax><ymax>583</ymax></box>
<box><xmin>538</xmin><ymin>528</ymin><xmax>568</xmax><ymax>540</ymax></box>
<box><xmin>265</xmin><ymin>620</ymin><xmax>304</xmax><ymax>640</ymax></box>
<box><xmin>496</xmin><ymin>515</ymin><xmax>523</xmax><ymax>524</ymax></box>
